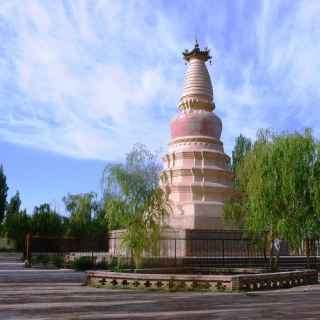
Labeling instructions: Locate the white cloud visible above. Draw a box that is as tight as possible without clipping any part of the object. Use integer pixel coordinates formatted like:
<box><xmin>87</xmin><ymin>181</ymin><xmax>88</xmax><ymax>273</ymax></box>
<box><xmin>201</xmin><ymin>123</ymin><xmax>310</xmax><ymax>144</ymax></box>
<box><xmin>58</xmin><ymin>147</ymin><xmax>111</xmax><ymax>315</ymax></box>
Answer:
<box><xmin>0</xmin><ymin>0</ymin><xmax>184</xmax><ymax>160</ymax></box>
<box><xmin>0</xmin><ymin>0</ymin><xmax>319</xmax><ymax>161</ymax></box>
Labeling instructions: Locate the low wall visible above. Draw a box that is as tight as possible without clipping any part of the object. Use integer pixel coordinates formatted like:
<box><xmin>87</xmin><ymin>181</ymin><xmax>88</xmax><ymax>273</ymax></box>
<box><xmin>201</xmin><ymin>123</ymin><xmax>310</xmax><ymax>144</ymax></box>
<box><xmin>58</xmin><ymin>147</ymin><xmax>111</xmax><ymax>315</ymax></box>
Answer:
<box><xmin>86</xmin><ymin>269</ymin><xmax>318</xmax><ymax>291</ymax></box>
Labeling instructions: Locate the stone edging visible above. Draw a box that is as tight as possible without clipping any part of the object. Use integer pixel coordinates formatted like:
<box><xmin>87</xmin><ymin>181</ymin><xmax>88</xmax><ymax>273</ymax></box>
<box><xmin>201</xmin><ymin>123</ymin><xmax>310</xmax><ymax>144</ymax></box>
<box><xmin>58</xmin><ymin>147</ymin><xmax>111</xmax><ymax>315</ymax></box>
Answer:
<box><xmin>86</xmin><ymin>269</ymin><xmax>318</xmax><ymax>291</ymax></box>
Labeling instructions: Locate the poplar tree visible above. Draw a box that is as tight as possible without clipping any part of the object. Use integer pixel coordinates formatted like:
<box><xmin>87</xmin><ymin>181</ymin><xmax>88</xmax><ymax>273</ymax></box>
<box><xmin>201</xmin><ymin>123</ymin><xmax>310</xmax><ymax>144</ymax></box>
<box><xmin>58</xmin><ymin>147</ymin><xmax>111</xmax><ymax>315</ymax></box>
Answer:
<box><xmin>0</xmin><ymin>165</ymin><xmax>8</xmax><ymax>224</ymax></box>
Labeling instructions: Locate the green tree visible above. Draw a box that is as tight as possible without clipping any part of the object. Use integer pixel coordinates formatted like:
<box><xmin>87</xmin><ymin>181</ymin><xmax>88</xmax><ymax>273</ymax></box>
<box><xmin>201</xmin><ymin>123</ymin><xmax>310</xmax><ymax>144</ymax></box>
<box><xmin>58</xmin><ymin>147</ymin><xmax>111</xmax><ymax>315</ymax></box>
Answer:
<box><xmin>224</xmin><ymin>134</ymin><xmax>252</xmax><ymax>228</ymax></box>
<box><xmin>31</xmin><ymin>203</ymin><xmax>65</xmax><ymax>237</ymax></box>
<box><xmin>63</xmin><ymin>192</ymin><xmax>104</xmax><ymax>237</ymax></box>
<box><xmin>231</xmin><ymin>134</ymin><xmax>252</xmax><ymax>174</ymax></box>
<box><xmin>0</xmin><ymin>165</ymin><xmax>8</xmax><ymax>224</ymax></box>
<box><xmin>90</xmin><ymin>204</ymin><xmax>107</xmax><ymax>238</ymax></box>
<box><xmin>6</xmin><ymin>191</ymin><xmax>21</xmax><ymax>217</ymax></box>
<box><xmin>224</xmin><ymin>129</ymin><xmax>320</xmax><ymax>270</ymax></box>
<box><xmin>271</xmin><ymin>130</ymin><xmax>320</xmax><ymax>265</ymax></box>
<box><xmin>102</xmin><ymin>144</ymin><xmax>170</xmax><ymax>268</ymax></box>
<box><xmin>4</xmin><ymin>193</ymin><xmax>31</xmax><ymax>251</ymax></box>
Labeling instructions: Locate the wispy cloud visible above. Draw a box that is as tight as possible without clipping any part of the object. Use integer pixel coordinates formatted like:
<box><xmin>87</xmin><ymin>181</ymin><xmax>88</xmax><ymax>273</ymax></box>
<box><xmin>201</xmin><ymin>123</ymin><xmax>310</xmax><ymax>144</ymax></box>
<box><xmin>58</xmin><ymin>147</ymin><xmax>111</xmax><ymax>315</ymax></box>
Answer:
<box><xmin>0</xmin><ymin>0</ymin><xmax>319</xmax><ymax>160</ymax></box>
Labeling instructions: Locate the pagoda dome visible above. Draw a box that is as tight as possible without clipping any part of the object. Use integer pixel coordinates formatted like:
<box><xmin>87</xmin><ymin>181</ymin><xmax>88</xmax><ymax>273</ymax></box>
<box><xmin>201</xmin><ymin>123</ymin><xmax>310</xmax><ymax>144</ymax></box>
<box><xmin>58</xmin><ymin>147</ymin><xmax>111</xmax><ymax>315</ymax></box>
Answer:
<box><xmin>171</xmin><ymin>110</ymin><xmax>222</xmax><ymax>140</ymax></box>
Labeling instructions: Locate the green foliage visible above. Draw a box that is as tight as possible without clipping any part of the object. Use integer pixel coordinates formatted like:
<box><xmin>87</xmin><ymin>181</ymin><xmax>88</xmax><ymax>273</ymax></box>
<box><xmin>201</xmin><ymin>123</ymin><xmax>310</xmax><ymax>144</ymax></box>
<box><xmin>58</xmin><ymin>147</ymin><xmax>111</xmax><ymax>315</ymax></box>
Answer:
<box><xmin>34</xmin><ymin>255</ymin><xmax>50</xmax><ymax>265</ymax></box>
<box><xmin>0</xmin><ymin>165</ymin><xmax>8</xmax><ymax>224</ymax></box>
<box><xmin>4</xmin><ymin>192</ymin><xmax>30</xmax><ymax>250</ymax></box>
<box><xmin>6</xmin><ymin>191</ymin><xmax>21</xmax><ymax>217</ymax></box>
<box><xmin>50</xmin><ymin>255</ymin><xmax>64</xmax><ymax>268</ymax></box>
<box><xmin>102</xmin><ymin>144</ymin><xmax>170</xmax><ymax>268</ymax></box>
<box><xmin>231</xmin><ymin>134</ymin><xmax>252</xmax><ymax>175</ymax></box>
<box><xmin>31</xmin><ymin>255</ymin><xmax>64</xmax><ymax>267</ymax></box>
<box><xmin>65</xmin><ymin>256</ymin><xmax>123</xmax><ymax>271</ymax></box>
<box><xmin>32</xmin><ymin>203</ymin><xmax>65</xmax><ymax>237</ymax></box>
<box><xmin>63</xmin><ymin>192</ymin><xmax>106</xmax><ymax>237</ymax></box>
<box><xmin>71</xmin><ymin>256</ymin><xmax>94</xmax><ymax>270</ymax></box>
<box><xmin>225</xmin><ymin>129</ymin><xmax>320</xmax><ymax>269</ymax></box>
<box><xmin>95</xmin><ymin>258</ymin><xmax>109</xmax><ymax>270</ymax></box>
<box><xmin>223</xmin><ymin>197</ymin><xmax>247</xmax><ymax>227</ymax></box>
<box><xmin>224</xmin><ymin>134</ymin><xmax>252</xmax><ymax>228</ymax></box>
<box><xmin>109</xmin><ymin>257</ymin><xmax>124</xmax><ymax>271</ymax></box>
<box><xmin>4</xmin><ymin>207</ymin><xmax>31</xmax><ymax>250</ymax></box>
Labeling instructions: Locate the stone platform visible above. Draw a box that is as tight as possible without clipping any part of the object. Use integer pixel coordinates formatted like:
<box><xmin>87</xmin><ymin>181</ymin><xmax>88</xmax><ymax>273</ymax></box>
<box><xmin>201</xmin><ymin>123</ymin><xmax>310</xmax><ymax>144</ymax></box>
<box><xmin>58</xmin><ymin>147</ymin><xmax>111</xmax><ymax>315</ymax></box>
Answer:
<box><xmin>86</xmin><ymin>269</ymin><xmax>318</xmax><ymax>292</ymax></box>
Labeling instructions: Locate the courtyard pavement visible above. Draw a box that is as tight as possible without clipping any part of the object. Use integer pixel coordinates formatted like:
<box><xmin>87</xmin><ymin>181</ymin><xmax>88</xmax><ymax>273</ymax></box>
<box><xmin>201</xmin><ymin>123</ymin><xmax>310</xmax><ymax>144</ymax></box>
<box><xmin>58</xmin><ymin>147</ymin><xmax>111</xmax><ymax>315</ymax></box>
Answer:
<box><xmin>1</xmin><ymin>253</ymin><xmax>320</xmax><ymax>319</ymax></box>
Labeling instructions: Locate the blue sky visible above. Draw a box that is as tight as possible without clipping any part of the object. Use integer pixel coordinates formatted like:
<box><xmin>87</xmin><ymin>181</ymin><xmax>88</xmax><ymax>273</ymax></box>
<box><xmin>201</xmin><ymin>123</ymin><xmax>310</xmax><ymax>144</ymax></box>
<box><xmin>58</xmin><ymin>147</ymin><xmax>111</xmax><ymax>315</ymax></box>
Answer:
<box><xmin>0</xmin><ymin>0</ymin><xmax>320</xmax><ymax>212</ymax></box>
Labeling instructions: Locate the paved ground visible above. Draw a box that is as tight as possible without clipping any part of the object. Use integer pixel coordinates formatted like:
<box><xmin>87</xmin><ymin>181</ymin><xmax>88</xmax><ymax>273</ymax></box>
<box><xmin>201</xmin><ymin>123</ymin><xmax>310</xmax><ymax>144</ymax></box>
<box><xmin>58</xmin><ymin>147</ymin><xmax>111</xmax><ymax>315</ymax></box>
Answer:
<box><xmin>1</xmin><ymin>253</ymin><xmax>320</xmax><ymax>319</ymax></box>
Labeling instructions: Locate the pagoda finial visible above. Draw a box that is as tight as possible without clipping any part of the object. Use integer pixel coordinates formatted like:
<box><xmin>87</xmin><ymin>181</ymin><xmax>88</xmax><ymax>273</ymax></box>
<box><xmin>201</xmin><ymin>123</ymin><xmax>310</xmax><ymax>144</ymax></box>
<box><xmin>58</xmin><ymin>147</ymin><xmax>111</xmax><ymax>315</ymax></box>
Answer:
<box><xmin>195</xmin><ymin>36</ymin><xmax>199</xmax><ymax>48</ymax></box>
<box><xmin>183</xmin><ymin>41</ymin><xmax>212</xmax><ymax>63</ymax></box>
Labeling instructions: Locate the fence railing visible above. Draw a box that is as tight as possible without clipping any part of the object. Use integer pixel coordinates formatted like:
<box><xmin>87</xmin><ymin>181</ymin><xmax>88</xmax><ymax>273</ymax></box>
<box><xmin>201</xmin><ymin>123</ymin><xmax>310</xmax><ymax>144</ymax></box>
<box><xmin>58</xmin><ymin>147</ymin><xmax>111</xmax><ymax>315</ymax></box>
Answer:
<box><xmin>25</xmin><ymin>234</ymin><xmax>319</xmax><ymax>269</ymax></box>
<box><xmin>25</xmin><ymin>234</ymin><xmax>109</xmax><ymax>263</ymax></box>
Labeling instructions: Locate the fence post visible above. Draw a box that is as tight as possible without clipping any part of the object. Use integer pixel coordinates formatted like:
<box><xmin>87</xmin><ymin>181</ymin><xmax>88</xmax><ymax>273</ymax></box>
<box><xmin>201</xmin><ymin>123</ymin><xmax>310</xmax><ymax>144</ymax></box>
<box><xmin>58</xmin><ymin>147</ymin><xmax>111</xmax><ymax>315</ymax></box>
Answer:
<box><xmin>174</xmin><ymin>238</ymin><xmax>177</xmax><ymax>266</ymax></box>
<box><xmin>222</xmin><ymin>239</ymin><xmax>225</xmax><ymax>267</ymax></box>
<box><xmin>25</xmin><ymin>233</ymin><xmax>32</xmax><ymax>267</ymax></box>
<box><xmin>91</xmin><ymin>250</ymin><xmax>94</xmax><ymax>267</ymax></box>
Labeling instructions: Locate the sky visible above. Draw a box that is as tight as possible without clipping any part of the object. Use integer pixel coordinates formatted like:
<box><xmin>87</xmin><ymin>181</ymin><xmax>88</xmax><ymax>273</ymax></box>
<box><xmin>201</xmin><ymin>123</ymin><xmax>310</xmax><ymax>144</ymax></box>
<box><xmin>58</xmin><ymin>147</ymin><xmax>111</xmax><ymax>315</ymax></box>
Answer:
<box><xmin>0</xmin><ymin>0</ymin><xmax>320</xmax><ymax>212</ymax></box>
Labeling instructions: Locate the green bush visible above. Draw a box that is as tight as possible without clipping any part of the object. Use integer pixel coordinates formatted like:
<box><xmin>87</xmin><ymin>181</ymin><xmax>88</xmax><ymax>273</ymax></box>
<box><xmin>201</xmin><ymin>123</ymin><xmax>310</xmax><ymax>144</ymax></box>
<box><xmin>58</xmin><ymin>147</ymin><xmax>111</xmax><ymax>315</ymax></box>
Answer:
<box><xmin>108</xmin><ymin>256</ymin><xmax>125</xmax><ymax>272</ymax></box>
<box><xmin>109</xmin><ymin>256</ymin><xmax>118</xmax><ymax>269</ymax></box>
<box><xmin>50</xmin><ymin>255</ymin><xmax>64</xmax><ymax>268</ymax></box>
<box><xmin>63</xmin><ymin>260</ymin><xmax>74</xmax><ymax>269</ymax></box>
<box><xmin>71</xmin><ymin>256</ymin><xmax>94</xmax><ymax>271</ymax></box>
<box><xmin>95</xmin><ymin>258</ymin><xmax>109</xmax><ymax>270</ymax></box>
<box><xmin>32</xmin><ymin>255</ymin><xmax>50</xmax><ymax>265</ymax></box>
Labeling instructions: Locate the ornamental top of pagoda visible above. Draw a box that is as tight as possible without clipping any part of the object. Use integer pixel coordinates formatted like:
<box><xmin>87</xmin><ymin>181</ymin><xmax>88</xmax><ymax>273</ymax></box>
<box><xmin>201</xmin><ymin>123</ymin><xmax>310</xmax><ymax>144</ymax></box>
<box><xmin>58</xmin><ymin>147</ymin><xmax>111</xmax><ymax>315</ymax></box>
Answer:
<box><xmin>183</xmin><ymin>40</ymin><xmax>212</xmax><ymax>62</ymax></box>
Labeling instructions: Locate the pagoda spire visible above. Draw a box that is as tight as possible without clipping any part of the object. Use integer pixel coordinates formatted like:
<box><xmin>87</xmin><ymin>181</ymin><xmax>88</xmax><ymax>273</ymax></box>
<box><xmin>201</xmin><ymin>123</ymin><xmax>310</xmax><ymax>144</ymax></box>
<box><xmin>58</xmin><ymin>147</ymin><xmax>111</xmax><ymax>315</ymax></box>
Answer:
<box><xmin>179</xmin><ymin>41</ymin><xmax>215</xmax><ymax>112</ymax></box>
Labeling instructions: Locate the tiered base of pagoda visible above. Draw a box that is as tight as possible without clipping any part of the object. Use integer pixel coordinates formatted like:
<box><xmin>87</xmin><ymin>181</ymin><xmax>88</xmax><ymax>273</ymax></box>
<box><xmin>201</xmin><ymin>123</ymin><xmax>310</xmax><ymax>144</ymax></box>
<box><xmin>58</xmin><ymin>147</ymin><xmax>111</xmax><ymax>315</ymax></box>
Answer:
<box><xmin>167</xmin><ymin>201</ymin><xmax>229</xmax><ymax>230</ymax></box>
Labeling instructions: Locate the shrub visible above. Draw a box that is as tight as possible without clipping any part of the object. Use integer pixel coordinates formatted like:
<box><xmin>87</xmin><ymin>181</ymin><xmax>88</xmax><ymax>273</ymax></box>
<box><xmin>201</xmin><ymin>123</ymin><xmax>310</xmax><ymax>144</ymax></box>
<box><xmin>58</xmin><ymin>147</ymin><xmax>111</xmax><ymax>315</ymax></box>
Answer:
<box><xmin>50</xmin><ymin>255</ymin><xmax>64</xmax><ymax>268</ymax></box>
<box><xmin>63</xmin><ymin>260</ymin><xmax>74</xmax><ymax>269</ymax></box>
<box><xmin>71</xmin><ymin>256</ymin><xmax>94</xmax><ymax>271</ymax></box>
<box><xmin>109</xmin><ymin>256</ymin><xmax>126</xmax><ymax>272</ymax></box>
<box><xmin>32</xmin><ymin>255</ymin><xmax>50</xmax><ymax>265</ymax></box>
<box><xmin>95</xmin><ymin>259</ymin><xmax>109</xmax><ymax>270</ymax></box>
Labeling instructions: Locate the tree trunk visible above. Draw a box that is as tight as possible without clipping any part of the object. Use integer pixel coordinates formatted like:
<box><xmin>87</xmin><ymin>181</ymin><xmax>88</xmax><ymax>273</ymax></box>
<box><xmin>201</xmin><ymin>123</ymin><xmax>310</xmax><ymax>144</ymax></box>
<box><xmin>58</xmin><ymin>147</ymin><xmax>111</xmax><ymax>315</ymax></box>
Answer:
<box><xmin>269</xmin><ymin>240</ymin><xmax>276</xmax><ymax>271</ymax></box>
<box><xmin>263</xmin><ymin>235</ymin><xmax>268</xmax><ymax>264</ymax></box>
<box><xmin>305</xmin><ymin>239</ymin><xmax>310</xmax><ymax>269</ymax></box>
<box><xmin>269</xmin><ymin>239</ymin><xmax>280</xmax><ymax>271</ymax></box>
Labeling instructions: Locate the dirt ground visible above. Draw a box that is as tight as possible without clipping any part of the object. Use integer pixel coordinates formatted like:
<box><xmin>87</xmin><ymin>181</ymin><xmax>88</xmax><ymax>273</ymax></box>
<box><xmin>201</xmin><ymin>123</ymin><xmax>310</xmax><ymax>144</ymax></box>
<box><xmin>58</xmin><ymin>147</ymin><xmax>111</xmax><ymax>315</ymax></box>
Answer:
<box><xmin>1</xmin><ymin>253</ymin><xmax>320</xmax><ymax>320</ymax></box>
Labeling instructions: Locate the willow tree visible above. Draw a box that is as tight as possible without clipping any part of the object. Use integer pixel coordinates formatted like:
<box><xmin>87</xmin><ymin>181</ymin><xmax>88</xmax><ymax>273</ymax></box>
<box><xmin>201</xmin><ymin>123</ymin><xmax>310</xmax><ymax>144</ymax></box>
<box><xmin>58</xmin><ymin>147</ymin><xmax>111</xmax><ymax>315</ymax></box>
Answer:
<box><xmin>270</xmin><ymin>130</ymin><xmax>320</xmax><ymax>267</ymax></box>
<box><xmin>63</xmin><ymin>192</ymin><xmax>105</xmax><ymax>237</ymax></box>
<box><xmin>102</xmin><ymin>144</ymin><xmax>170</xmax><ymax>268</ymax></box>
<box><xmin>225</xmin><ymin>129</ymin><xmax>320</xmax><ymax>270</ymax></box>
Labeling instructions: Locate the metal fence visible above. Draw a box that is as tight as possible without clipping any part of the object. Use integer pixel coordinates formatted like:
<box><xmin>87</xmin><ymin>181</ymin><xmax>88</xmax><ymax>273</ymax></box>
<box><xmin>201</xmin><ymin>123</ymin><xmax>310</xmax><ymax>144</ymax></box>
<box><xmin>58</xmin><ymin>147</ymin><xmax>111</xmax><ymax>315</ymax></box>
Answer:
<box><xmin>25</xmin><ymin>234</ymin><xmax>109</xmax><ymax>262</ymax></box>
<box><xmin>25</xmin><ymin>233</ymin><xmax>319</xmax><ymax>269</ymax></box>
